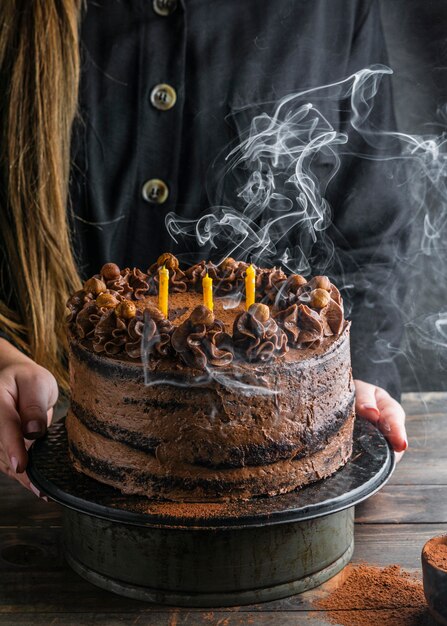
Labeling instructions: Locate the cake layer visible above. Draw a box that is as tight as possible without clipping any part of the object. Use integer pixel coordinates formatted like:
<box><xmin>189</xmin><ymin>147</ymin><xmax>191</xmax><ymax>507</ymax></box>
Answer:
<box><xmin>66</xmin><ymin>409</ymin><xmax>355</xmax><ymax>502</ymax></box>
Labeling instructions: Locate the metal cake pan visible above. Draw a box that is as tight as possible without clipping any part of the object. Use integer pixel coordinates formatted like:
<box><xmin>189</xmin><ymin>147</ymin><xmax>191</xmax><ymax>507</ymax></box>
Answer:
<box><xmin>27</xmin><ymin>417</ymin><xmax>394</xmax><ymax>607</ymax></box>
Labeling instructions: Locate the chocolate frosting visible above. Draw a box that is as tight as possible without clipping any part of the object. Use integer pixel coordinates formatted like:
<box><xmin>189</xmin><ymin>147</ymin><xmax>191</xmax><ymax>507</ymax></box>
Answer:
<box><xmin>171</xmin><ymin>305</ymin><xmax>233</xmax><ymax>369</ymax></box>
<box><xmin>66</xmin><ymin>290</ymin><xmax>94</xmax><ymax>325</ymax></box>
<box><xmin>125</xmin><ymin>314</ymin><xmax>145</xmax><ymax>358</ymax></box>
<box><xmin>75</xmin><ymin>302</ymin><xmax>108</xmax><ymax>339</ymax></box>
<box><xmin>320</xmin><ymin>297</ymin><xmax>344</xmax><ymax>336</ymax></box>
<box><xmin>215</xmin><ymin>259</ymin><xmax>248</xmax><ymax>295</ymax></box>
<box><xmin>297</xmin><ymin>304</ymin><xmax>324</xmax><ymax>345</ymax></box>
<box><xmin>67</xmin><ymin>258</ymin><xmax>345</xmax><ymax>365</ymax></box>
<box><xmin>148</xmin><ymin>255</ymin><xmax>188</xmax><ymax>293</ymax></box>
<box><xmin>92</xmin><ymin>309</ymin><xmax>128</xmax><ymax>355</ymax></box>
<box><xmin>105</xmin><ymin>269</ymin><xmax>133</xmax><ymax>299</ymax></box>
<box><xmin>233</xmin><ymin>304</ymin><xmax>288</xmax><ymax>362</ymax></box>
<box><xmin>274</xmin><ymin>303</ymin><xmax>325</xmax><ymax>346</ymax></box>
<box><xmin>275</xmin><ymin>297</ymin><xmax>344</xmax><ymax>346</ymax></box>
<box><xmin>142</xmin><ymin>308</ymin><xmax>174</xmax><ymax>361</ymax></box>
<box><xmin>105</xmin><ymin>267</ymin><xmax>153</xmax><ymax>299</ymax></box>
<box><xmin>273</xmin><ymin>304</ymin><xmax>300</xmax><ymax>345</ymax></box>
<box><xmin>272</xmin><ymin>274</ymin><xmax>310</xmax><ymax>309</ymax></box>
<box><xmin>128</xmin><ymin>267</ymin><xmax>152</xmax><ymax>299</ymax></box>
<box><xmin>256</xmin><ymin>267</ymin><xmax>287</xmax><ymax>301</ymax></box>
<box><xmin>184</xmin><ymin>261</ymin><xmax>219</xmax><ymax>290</ymax></box>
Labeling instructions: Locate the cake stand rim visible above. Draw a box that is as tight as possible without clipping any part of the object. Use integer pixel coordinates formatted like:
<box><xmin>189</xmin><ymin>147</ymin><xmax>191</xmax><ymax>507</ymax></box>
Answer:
<box><xmin>26</xmin><ymin>417</ymin><xmax>395</xmax><ymax>530</ymax></box>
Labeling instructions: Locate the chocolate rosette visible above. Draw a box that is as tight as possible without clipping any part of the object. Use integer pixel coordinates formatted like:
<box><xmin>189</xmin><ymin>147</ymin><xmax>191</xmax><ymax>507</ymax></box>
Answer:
<box><xmin>297</xmin><ymin>304</ymin><xmax>324</xmax><ymax>345</ymax></box>
<box><xmin>212</xmin><ymin>258</ymin><xmax>247</xmax><ymax>295</ymax></box>
<box><xmin>75</xmin><ymin>302</ymin><xmax>106</xmax><ymax>339</ymax></box>
<box><xmin>100</xmin><ymin>264</ymin><xmax>134</xmax><ymax>299</ymax></box>
<box><xmin>92</xmin><ymin>308</ymin><xmax>128</xmax><ymax>355</ymax></box>
<box><xmin>101</xmin><ymin>263</ymin><xmax>153</xmax><ymax>299</ymax></box>
<box><xmin>273</xmin><ymin>304</ymin><xmax>300</xmax><ymax>346</ymax></box>
<box><xmin>233</xmin><ymin>303</ymin><xmax>288</xmax><ymax>363</ymax></box>
<box><xmin>106</xmin><ymin>273</ymin><xmax>132</xmax><ymax>298</ymax></box>
<box><xmin>66</xmin><ymin>289</ymin><xmax>94</xmax><ymax>325</ymax></box>
<box><xmin>184</xmin><ymin>261</ymin><xmax>219</xmax><ymax>291</ymax></box>
<box><xmin>271</xmin><ymin>273</ymin><xmax>308</xmax><ymax>308</ymax></box>
<box><xmin>124</xmin><ymin>312</ymin><xmax>144</xmax><ymax>358</ymax></box>
<box><xmin>128</xmin><ymin>267</ymin><xmax>152</xmax><ymax>299</ymax></box>
<box><xmin>148</xmin><ymin>252</ymin><xmax>188</xmax><ymax>293</ymax></box>
<box><xmin>171</xmin><ymin>305</ymin><xmax>233</xmax><ymax>369</ymax></box>
<box><xmin>256</xmin><ymin>266</ymin><xmax>287</xmax><ymax>301</ymax></box>
<box><xmin>141</xmin><ymin>307</ymin><xmax>174</xmax><ymax>362</ymax></box>
<box><xmin>274</xmin><ymin>303</ymin><xmax>325</xmax><ymax>347</ymax></box>
<box><xmin>320</xmin><ymin>297</ymin><xmax>344</xmax><ymax>336</ymax></box>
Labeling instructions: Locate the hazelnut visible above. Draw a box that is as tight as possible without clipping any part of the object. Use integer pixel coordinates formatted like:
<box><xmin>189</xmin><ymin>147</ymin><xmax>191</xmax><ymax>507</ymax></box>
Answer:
<box><xmin>96</xmin><ymin>292</ymin><xmax>119</xmax><ymax>308</ymax></box>
<box><xmin>309</xmin><ymin>288</ymin><xmax>331</xmax><ymax>309</ymax></box>
<box><xmin>84</xmin><ymin>277</ymin><xmax>107</xmax><ymax>295</ymax></box>
<box><xmin>313</xmin><ymin>275</ymin><xmax>331</xmax><ymax>291</ymax></box>
<box><xmin>287</xmin><ymin>274</ymin><xmax>307</xmax><ymax>289</ymax></box>
<box><xmin>101</xmin><ymin>262</ymin><xmax>121</xmax><ymax>281</ymax></box>
<box><xmin>248</xmin><ymin>303</ymin><xmax>270</xmax><ymax>323</ymax></box>
<box><xmin>189</xmin><ymin>305</ymin><xmax>214</xmax><ymax>327</ymax></box>
<box><xmin>157</xmin><ymin>252</ymin><xmax>179</xmax><ymax>271</ymax></box>
<box><xmin>115</xmin><ymin>300</ymin><xmax>137</xmax><ymax>319</ymax></box>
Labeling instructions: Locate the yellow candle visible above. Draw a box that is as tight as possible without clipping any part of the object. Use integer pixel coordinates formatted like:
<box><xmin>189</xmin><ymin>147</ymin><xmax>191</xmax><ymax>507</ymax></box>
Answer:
<box><xmin>245</xmin><ymin>264</ymin><xmax>256</xmax><ymax>310</ymax></box>
<box><xmin>159</xmin><ymin>265</ymin><xmax>169</xmax><ymax>317</ymax></box>
<box><xmin>202</xmin><ymin>273</ymin><xmax>213</xmax><ymax>311</ymax></box>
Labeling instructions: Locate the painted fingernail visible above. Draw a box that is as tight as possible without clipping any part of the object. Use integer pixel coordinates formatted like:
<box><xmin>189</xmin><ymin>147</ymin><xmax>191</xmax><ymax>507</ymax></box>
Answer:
<box><xmin>403</xmin><ymin>438</ymin><xmax>408</xmax><ymax>451</ymax></box>
<box><xmin>362</xmin><ymin>404</ymin><xmax>381</xmax><ymax>417</ymax></box>
<box><xmin>10</xmin><ymin>456</ymin><xmax>19</xmax><ymax>473</ymax></box>
<box><xmin>29</xmin><ymin>483</ymin><xmax>41</xmax><ymax>499</ymax></box>
<box><xmin>23</xmin><ymin>420</ymin><xmax>44</xmax><ymax>439</ymax></box>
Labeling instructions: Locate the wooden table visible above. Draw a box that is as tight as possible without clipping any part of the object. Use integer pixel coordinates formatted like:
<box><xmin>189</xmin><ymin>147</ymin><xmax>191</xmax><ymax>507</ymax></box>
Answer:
<box><xmin>0</xmin><ymin>392</ymin><xmax>445</xmax><ymax>625</ymax></box>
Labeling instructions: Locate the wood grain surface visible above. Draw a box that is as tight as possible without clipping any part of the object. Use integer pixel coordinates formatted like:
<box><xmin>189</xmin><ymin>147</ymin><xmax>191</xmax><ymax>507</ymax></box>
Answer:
<box><xmin>0</xmin><ymin>393</ymin><xmax>445</xmax><ymax>625</ymax></box>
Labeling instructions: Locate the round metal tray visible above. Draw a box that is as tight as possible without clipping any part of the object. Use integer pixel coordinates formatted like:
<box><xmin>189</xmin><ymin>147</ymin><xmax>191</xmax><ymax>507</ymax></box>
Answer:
<box><xmin>26</xmin><ymin>417</ymin><xmax>395</xmax><ymax>606</ymax></box>
<box><xmin>27</xmin><ymin>417</ymin><xmax>394</xmax><ymax>529</ymax></box>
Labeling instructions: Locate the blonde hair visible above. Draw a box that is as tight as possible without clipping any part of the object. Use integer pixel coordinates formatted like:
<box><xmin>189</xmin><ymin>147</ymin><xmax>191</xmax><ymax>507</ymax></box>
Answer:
<box><xmin>0</xmin><ymin>1</ymin><xmax>84</xmax><ymax>392</ymax></box>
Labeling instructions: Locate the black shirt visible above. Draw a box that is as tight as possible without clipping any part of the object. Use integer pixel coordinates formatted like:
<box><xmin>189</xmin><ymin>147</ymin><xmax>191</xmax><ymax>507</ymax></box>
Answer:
<box><xmin>16</xmin><ymin>1</ymin><xmax>414</xmax><ymax>397</ymax></box>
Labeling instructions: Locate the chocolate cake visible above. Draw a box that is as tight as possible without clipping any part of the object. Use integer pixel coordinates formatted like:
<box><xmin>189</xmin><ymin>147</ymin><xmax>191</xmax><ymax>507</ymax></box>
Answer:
<box><xmin>65</xmin><ymin>254</ymin><xmax>355</xmax><ymax>502</ymax></box>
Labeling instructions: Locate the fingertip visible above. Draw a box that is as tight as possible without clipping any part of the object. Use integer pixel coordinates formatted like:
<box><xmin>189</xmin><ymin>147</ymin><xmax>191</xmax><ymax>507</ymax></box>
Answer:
<box><xmin>357</xmin><ymin>404</ymin><xmax>381</xmax><ymax>424</ymax></box>
<box><xmin>385</xmin><ymin>432</ymin><xmax>407</xmax><ymax>454</ymax></box>
<box><xmin>9</xmin><ymin>450</ymin><xmax>28</xmax><ymax>474</ymax></box>
<box><xmin>23</xmin><ymin>418</ymin><xmax>47</xmax><ymax>440</ymax></box>
<box><xmin>361</xmin><ymin>403</ymin><xmax>381</xmax><ymax>418</ymax></box>
<box><xmin>394</xmin><ymin>438</ymin><xmax>408</xmax><ymax>453</ymax></box>
<box><xmin>10</xmin><ymin>455</ymin><xmax>19</xmax><ymax>473</ymax></box>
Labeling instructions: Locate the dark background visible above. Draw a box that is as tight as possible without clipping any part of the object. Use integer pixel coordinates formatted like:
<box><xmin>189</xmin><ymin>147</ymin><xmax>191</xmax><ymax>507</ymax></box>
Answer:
<box><xmin>380</xmin><ymin>0</ymin><xmax>447</xmax><ymax>392</ymax></box>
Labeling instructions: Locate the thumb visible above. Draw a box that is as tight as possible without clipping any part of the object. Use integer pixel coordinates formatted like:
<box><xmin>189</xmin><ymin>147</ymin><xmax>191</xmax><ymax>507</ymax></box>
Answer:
<box><xmin>354</xmin><ymin>379</ymin><xmax>381</xmax><ymax>424</ymax></box>
<box><xmin>16</xmin><ymin>367</ymin><xmax>58</xmax><ymax>440</ymax></box>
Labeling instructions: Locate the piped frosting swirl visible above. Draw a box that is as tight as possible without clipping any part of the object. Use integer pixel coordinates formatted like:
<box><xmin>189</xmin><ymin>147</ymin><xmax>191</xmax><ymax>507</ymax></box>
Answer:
<box><xmin>171</xmin><ymin>305</ymin><xmax>234</xmax><ymax>369</ymax></box>
<box><xmin>148</xmin><ymin>253</ymin><xmax>188</xmax><ymax>293</ymax></box>
<box><xmin>233</xmin><ymin>303</ymin><xmax>288</xmax><ymax>363</ymax></box>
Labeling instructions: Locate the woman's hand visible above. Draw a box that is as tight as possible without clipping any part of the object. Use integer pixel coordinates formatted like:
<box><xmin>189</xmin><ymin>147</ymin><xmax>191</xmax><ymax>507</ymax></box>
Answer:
<box><xmin>0</xmin><ymin>338</ymin><xmax>58</xmax><ymax>497</ymax></box>
<box><xmin>354</xmin><ymin>379</ymin><xmax>407</xmax><ymax>461</ymax></box>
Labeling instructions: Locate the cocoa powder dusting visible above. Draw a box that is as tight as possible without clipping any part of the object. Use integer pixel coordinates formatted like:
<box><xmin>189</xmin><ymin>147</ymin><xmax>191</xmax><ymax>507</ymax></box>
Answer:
<box><xmin>423</xmin><ymin>539</ymin><xmax>447</xmax><ymax>571</ymax></box>
<box><xmin>316</xmin><ymin>564</ymin><xmax>431</xmax><ymax>626</ymax></box>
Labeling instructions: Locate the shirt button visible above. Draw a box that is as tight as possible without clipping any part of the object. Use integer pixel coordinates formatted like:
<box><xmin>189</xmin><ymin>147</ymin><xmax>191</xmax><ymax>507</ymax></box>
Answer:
<box><xmin>142</xmin><ymin>179</ymin><xmax>169</xmax><ymax>205</ymax></box>
<box><xmin>150</xmin><ymin>84</ymin><xmax>177</xmax><ymax>111</ymax></box>
<box><xmin>153</xmin><ymin>0</ymin><xmax>177</xmax><ymax>17</ymax></box>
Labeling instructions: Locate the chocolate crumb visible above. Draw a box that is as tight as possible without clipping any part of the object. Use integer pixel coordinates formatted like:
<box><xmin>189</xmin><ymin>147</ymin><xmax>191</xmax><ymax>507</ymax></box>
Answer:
<box><xmin>315</xmin><ymin>564</ymin><xmax>431</xmax><ymax>626</ymax></box>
